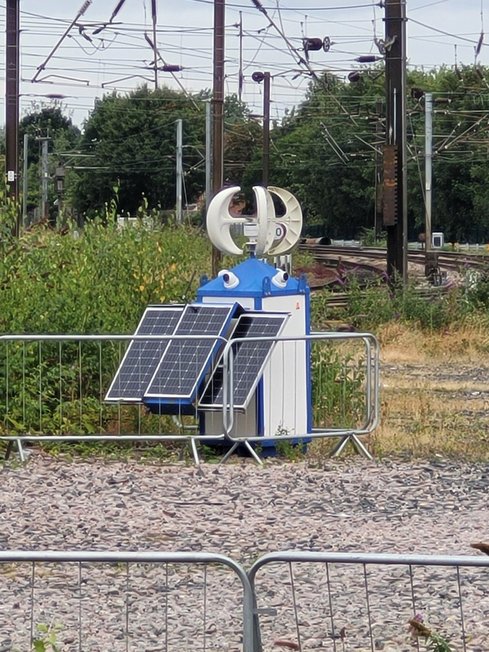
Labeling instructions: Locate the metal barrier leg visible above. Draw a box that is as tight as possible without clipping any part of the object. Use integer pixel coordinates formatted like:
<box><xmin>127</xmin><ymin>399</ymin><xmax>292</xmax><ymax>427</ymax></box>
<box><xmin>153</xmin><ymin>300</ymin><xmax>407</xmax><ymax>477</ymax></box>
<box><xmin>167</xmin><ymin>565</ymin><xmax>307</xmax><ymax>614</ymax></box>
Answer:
<box><xmin>243</xmin><ymin>440</ymin><xmax>263</xmax><ymax>466</ymax></box>
<box><xmin>219</xmin><ymin>442</ymin><xmax>240</xmax><ymax>465</ymax></box>
<box><xmin>330</xmin><ymin>434</ymin><xmax>372</xmax><ymax>460</ymax></box>
<box><xmin>4</xmin><ymin>439</ymin><xmax>26</xmax><ymax>462</ymax></box>
<box><xmin>190</xmin><ymin>437</ymin><xmax>201</xmax><ymax>465</ymax></box>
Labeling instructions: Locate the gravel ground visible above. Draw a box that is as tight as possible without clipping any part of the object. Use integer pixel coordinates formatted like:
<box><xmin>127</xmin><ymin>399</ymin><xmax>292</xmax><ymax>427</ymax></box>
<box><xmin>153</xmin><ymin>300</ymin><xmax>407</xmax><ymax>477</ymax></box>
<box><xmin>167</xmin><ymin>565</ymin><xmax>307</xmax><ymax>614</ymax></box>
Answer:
<box><xmin>0</xmin><ymin>454</ymin><xmax>488</xmax><ymax>651</ymax></box>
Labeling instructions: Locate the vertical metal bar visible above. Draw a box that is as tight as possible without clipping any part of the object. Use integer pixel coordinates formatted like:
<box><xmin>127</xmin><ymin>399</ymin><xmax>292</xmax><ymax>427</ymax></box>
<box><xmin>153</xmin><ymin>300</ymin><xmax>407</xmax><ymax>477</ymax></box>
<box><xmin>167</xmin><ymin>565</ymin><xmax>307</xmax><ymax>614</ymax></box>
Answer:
<box><xmin>456</xmin><ymin>566</ymin><xmax>467</xmax><ymax>652</ymax></box>
<box><xmin>164</xmin><ymin>563</ymin><xmax>169</xmax><ymax>652</ymax></box>
<box><xmin>22</xmin><ymin>341</ymin><xmax>26</xmax><ymax>427</ymax></box>
<box><xmin>288</xmin><ymin>562</ymin><xmax>302</xmax><ymax>651</ymax></box>
<box><xmin>5</xmin><ymin>343</ymin><xmax>10</xmax><ymax>434</ymax></box>
<box><xmin>408</xmin><ymin>565</ymin><xmax>421</xmax><ymax>652</ymax></box>
<box><xmin>78</xmin><ymin>561</ymin><xmax>83</xmax><ymax>652</ymax></box>
<box><xmin>203</xmin><ymin>564</ymin><xmax>207</xmax><ymax>652</ymax></box>
<box><xmin>99</xmin><ymin>341</ymin><xmax>103</xmax><ymax>432</ymax></box>
<box><xmin>30</xmin><ymin>561</ymin><xmax>35</xmax><ymax>646</ymax></box>
<box><xmin>362</xmin><ymin>564</ymin><xmax>375</xmax><ymax>651</ymax></box>
<box><xmin>38</xmin><ymin>342</ymin><xmax>42</xmax><ymax>431</ymax></box>
<box><xmin>125</xmin><ymin>562</ymin><xmax>130</xmax><ymax>652</ymax></box>
<box><xmin>238</xmin><ymin>12</ymin><xmax>243</xmax><ymax>101</ymax></box>
<box><xmin>78</xmin><ymin>341</ymin><xmax>83</xmax><ymax>431</ymax></box>
<box><xmin>59</xmin><ymin>341</ymin><xmax>63</xmax><ymax>434</ymax></box>
<box><xmin>325</xmin><ymin>563</ymin><xmax>338</xmax><ymax>652</ymax></box>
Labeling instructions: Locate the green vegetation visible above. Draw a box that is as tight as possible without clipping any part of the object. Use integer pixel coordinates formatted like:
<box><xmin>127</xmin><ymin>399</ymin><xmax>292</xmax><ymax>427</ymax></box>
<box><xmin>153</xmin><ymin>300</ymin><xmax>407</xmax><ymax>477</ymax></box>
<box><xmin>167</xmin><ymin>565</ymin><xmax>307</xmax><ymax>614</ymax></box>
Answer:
<box><xmin>1</xmin><ymin>192</ymin><xmax>489</xmax><ymax>461</ymax></box>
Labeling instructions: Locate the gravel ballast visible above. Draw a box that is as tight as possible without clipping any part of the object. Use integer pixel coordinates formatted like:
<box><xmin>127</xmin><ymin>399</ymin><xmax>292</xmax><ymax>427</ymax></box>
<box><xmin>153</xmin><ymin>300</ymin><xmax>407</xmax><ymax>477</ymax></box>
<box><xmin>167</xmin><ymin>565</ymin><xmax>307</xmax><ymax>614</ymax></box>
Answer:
<box><xmin>0</xmin><ymin>454</ymin><xmax>488</xmax><ymax>651</ymax></box>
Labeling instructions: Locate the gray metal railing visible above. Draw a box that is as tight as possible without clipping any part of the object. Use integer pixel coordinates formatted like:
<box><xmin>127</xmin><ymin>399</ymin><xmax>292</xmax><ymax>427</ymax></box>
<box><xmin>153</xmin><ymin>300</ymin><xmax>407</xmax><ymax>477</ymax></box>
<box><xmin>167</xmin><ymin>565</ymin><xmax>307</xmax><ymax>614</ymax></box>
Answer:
<box><xmin>248</xmin><ymin>551</ymin><xmax>489</xmax><ymax>652</ymax></box>
<box><xmin>0</xmin><ymin>550</ymin><xmax>254</xmax><ymax>652</ymax></box>
<box><xmin>0</xmin><ymin>331</ymin><xmax>380</xmax><ymax>463</ymax></box>
<box><xmin>0</xmin><ymin>549</ymin><xmax>488</xmax><ymax>651</ymax></box>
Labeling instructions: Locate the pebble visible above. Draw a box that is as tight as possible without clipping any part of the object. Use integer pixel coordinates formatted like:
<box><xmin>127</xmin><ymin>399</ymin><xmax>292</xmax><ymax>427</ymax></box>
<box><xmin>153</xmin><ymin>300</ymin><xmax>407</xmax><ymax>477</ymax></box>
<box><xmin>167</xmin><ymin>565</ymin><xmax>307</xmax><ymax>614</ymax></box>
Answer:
<box><xmin>0</xmin><ymin>455</ymin><xmax>487</xmax><ymax>651</ymax></box>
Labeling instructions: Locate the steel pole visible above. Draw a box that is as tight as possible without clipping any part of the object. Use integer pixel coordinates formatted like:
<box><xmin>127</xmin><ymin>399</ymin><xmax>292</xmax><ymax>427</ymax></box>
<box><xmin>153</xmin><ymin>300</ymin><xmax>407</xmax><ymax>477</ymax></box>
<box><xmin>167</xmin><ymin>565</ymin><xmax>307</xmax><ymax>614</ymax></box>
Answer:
<box><xmin>205</xmin><ymin>101</ymin><xmax>212</xmax><ymax>210</ymax></box>
<box><xmin>384</xmin><ymin>0</ymin><xmax>408</xmax><ymax>283</ymax></box>
<box><xmin>262</xmin><ymin>72</ymin><xmax>271</xmax><ymax>187</ymax></box>
<box><xmin>5</xmin><ymin>0</ymin><xmax>20</xmax><ymax>229</ymax></box>
<box><xmin>22</xmin><ymin>133</ymin><xmax>28</xmax><ymax>228</ymax></box>
<box><xmin>176</xmin><ymin>119</ymin><xmax>183</xmax><ymax>224</ymax></box>
<box><xmin>425</xmin><ymin>92</ymin><xmax>433</xmax><ymax>253</ymax></box>
<box><xmin>211</xmin><ymin>0</ymin><xmax>225</xmax><ymax>276</ymax></box>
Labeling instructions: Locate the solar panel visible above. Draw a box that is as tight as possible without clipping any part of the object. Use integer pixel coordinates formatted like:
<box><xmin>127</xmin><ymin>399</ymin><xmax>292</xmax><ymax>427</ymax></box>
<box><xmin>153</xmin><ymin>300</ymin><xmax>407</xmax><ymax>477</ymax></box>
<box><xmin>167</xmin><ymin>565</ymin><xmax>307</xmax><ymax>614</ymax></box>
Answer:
<box><xmin>199</xmin><ymin>312</ymin><xmax>288</xmax><ymax>410</ymax></box>
<box><xmin>105</xmin><ymin>305</ymin><xmax>183</xmax><ymax>402</ymax></box>
<box><xmin>144</xmin><ymin>304</ymin><xmax>237</xmax><ymax>401</ymax></box>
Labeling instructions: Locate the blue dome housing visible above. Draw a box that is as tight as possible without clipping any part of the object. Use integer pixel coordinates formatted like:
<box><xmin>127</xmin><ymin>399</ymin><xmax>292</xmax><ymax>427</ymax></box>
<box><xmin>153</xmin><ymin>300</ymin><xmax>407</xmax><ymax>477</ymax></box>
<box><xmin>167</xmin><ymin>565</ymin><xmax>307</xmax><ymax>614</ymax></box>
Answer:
<box><xmin>197</xmin><ymin>257</ymin><xmax>309</xmax><ymax>300</ymax></box>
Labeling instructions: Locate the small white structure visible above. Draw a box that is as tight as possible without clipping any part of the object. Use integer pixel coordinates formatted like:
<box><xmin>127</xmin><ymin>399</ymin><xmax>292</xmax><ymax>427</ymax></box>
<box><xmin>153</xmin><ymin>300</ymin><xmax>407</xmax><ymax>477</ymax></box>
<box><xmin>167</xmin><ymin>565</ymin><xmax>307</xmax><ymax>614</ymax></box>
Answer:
<box><xmin>432</xmin><ymin>232</ymin><xmax>445</xmax><ymax>248</ymax></box>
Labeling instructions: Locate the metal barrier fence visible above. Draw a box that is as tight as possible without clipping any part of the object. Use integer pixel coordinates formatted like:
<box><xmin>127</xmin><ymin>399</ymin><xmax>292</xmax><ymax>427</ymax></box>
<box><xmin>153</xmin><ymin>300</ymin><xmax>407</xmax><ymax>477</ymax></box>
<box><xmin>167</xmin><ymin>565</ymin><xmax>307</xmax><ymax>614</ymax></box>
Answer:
<box><xmin>0</xmin><ymin>550</ymin><xmax>487</xmax><ymax>651</ymax></box>
<box><xmin>0</xmin><ymin>332</ymin><xmax>379</xmax><ymax>463</ymax></box>
<box><xmin>248</xmin><ymin>552</ymin><xmax>489</xmax><ymax>652</ymax></box>
<box><xmin>0</xmin><ymin>551</ymin><xmax>254</xmax><ymax>652</ymax></box>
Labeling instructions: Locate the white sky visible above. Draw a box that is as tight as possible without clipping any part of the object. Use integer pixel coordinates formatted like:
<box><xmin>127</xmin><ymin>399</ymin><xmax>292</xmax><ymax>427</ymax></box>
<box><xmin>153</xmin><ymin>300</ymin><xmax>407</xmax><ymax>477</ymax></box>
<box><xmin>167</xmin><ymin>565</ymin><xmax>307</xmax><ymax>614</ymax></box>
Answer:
<box><xmin>1</xmin><ymin>0</ymin><xmax>488</xmax><ymax>126</ymax></box>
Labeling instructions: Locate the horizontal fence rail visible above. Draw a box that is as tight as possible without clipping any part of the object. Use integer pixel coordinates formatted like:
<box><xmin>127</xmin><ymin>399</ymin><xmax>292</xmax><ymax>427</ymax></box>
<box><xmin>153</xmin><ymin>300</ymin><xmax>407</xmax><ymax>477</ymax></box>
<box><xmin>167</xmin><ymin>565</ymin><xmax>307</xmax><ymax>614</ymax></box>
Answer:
<box><xmin>0</xmin><ymin>332</ymin><xmax>380</xmax><ymax>463</ymax></box>
<box><xmin>0</xmin><ymin>551</ymin><xmax>254</xmax><ymax>652</ymax></box>
<box><xmin>248</xmin><ymin>552</ymin><xmax>489</xmax><ymax>652</ymax></box>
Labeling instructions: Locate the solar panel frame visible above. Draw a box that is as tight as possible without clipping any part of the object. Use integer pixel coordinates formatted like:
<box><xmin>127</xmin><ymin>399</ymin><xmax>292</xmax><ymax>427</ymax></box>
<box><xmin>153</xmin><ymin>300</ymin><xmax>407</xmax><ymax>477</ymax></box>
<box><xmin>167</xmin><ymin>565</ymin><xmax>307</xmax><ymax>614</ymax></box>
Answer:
<box><xmin>105</xmin><ymin>305</ymin><xmax>183</xmax><ymax>402</ymax></box>
<box><xmin>143</xmin><ymin>303</ymin><xmax>238</xmax><ymax>401</ymax></box>
<box><xmin>198</xmin><ymin>312</ymin><xmax>289</xmax><ymax>411</ymax></box>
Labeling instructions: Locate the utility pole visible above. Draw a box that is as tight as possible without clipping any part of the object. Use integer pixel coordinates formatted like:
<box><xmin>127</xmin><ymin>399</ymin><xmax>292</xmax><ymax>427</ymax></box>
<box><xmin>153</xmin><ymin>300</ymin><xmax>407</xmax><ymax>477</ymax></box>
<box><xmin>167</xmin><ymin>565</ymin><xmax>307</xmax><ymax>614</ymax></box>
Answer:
<box><xmin>5</xmin><ymin>0</ymin><xmax>20</xmax><ymax>232</ymax></box>
<box><xmin>383</xmin><ymin>0</ymin><xmax>408</xmax><ymax>283</ymax></box>
<box><xmin>262</xmin><ymin>72</ymin><xmax>271</xmax><ymax>187</ymax></box>
<box><xmin>205</xmin><ymin>101</ymin><xmax>212</xmax><ymax>210</ymax></box>
<box><xmin>252</xmin><ymin>70</ymin><xmax>271</xmax><ymax>186</ymax></box>
<box><xmin>424</xmin><ymin>92</ymin><xmax>433</xmax><ymax>253</ymax></box>
<box><xmin>211</xmin><ymin>0</ymin><xmax>225</xmax><ymax>276</ymax></box>
<box><xmin>151</xmin><ymin>0</ymin><xmax>158</xmax><ymax>90</ymax></box>
<box><xmin>176</xmin><ymin>119</ymin><xmax>183</xmax><ymax>224</ymax></box>
<box><xmin>374</xmin><ymin>100</ymin><xmax>384</xmax><ymax>241</ymax></box>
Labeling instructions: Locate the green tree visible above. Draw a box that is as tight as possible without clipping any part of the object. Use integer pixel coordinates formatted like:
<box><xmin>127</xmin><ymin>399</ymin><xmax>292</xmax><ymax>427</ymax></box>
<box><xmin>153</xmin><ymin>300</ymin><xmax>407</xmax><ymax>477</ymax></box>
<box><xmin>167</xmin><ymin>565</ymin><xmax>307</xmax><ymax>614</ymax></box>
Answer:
<box><xmin>73</xmin><ymin>86</ymin><xmax>208</xmax><ymax>216</ymax></box>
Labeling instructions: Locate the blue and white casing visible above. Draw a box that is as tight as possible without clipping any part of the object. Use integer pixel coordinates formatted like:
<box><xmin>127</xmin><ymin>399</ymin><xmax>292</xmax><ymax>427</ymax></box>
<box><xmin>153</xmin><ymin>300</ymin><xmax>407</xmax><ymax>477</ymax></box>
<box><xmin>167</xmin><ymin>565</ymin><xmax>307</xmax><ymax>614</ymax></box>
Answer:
<box><xmin>197</xmin><ymin>257</ymin><xmax>312</xmax><ymax>443</ymax></box>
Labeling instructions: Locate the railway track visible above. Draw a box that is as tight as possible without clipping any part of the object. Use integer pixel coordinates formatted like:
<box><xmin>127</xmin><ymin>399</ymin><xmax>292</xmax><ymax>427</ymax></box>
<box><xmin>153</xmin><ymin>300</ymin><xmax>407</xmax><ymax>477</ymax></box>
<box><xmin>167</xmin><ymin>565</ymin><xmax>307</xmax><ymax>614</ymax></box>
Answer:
<box><xmin>300</xmin><ymin>244</ymin><xmax>489</xmax><ymax>273</ymax></box>
<box><xmin>297</xmin><ymin>243</ymin><xmax>488</xmax><ymax>302</ymax></box>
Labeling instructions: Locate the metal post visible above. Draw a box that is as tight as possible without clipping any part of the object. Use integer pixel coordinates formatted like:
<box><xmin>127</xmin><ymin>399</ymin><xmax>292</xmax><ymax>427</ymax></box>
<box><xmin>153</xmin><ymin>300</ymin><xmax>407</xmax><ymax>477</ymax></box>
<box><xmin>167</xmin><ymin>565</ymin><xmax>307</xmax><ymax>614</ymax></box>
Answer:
<box><xmin>384</xmin><ymin>0</ymin><xmax>408</xmax><ymax>283</ymax></box>
<box><xmin>238</xmin><ymin>11</ymin><xmax>243</xmax><ymax>102</ymax></box>
<box><xmin>22</xmin><ymin>134</ymin><xmax>28</xmax><ymax>228</ymax></box>
<box><xmin>5</xmin><ymin>0</ymin><xmax>20</xmax><ymax>229</ymax></box>
<box><xmin>151</xmin><ymin>0</ymin><xmax>158</xmax><ymax>90</ymax></box>
<box><xmin>176</xmin><ymin>118</ymin><xmax>183</xmax><ymax>224</ymax></box>
<box><xmin>212</xmin><ymin>0</ymin><xmax>225</xmax><ymax>276</ymax></box>
<box><xmin>262</xmin><ymin>72</ymin><xmax>271</xmax><ymax>187</ymax></box>
<box><xmin>425</xmin><ymin>92</ymin><xmax>433</xmax><ymax>253</ymax></box>
<box><xmin>40</xmin><ymin>138</ymin><xmax>50</xmax><ymax>221</ymax></box>
<box><xmin>374</xmin><ymin>100</ymin><xmax>383</xmax><ymax>240</ymax></box>
<box><xmin>205</xmin><ymin>101</ymin><xmax>212</xmax><ymax>211</ymax></box>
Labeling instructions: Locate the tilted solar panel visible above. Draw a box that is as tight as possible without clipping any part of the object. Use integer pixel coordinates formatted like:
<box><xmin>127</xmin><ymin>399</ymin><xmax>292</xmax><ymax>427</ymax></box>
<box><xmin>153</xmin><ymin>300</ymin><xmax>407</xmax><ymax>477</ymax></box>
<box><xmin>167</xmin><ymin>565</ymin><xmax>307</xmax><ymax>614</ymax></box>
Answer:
<box><xmin>198</xmin><ymin>312</ymin><xmax>288</xmax><ymax>410</ymax></box>
<box><xmin>105</xmin><ymin>305</ymin><xmax>183</xmax><ymax>402</ymax></box>
<box><xmin>144</xmin><ymin>304</ymin><xmax>237</xmax><ymax>401</ymax></box>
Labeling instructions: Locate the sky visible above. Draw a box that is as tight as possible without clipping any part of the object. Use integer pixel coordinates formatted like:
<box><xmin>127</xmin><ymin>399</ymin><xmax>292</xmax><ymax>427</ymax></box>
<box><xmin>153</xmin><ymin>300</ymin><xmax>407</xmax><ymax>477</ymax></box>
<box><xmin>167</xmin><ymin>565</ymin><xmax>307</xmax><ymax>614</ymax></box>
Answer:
<box><xmin>1</xmin><ymin>0</ymin><xmax>488</xmax><ymax>126</ymax></box>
